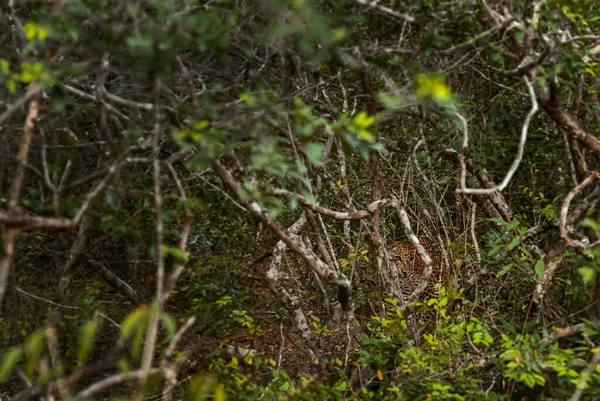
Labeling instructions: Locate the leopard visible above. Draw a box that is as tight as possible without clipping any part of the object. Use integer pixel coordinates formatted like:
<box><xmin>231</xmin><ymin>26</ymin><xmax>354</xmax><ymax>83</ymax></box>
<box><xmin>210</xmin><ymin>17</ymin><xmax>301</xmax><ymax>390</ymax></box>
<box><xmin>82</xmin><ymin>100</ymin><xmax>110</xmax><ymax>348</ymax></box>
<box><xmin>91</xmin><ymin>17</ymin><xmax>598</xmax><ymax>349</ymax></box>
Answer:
<box><xmin>391</xmin><ymin>239</ymin><xmax>450</xmax><ymax>301</ymax></box>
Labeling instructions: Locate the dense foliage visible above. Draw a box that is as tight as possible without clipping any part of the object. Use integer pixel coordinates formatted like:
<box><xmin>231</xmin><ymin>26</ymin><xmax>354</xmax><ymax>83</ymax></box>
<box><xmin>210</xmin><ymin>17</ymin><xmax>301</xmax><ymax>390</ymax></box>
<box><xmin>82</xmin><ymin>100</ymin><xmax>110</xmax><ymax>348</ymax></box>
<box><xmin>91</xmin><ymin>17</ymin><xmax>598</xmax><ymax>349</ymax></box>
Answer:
<box><xmin>2</xmin><ymin>0</ymin><xmax>600</xmax><ymax>399</ymax></box>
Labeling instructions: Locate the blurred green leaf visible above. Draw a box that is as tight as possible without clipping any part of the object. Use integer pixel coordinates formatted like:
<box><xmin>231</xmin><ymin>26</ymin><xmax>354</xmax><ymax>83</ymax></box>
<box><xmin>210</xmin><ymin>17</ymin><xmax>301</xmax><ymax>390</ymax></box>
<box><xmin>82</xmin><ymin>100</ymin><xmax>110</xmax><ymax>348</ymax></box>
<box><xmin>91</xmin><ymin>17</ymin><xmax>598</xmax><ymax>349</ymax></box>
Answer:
<box><xmin>0</xmin><ymin>348</ymin><xmax>22</xmax><ymax>383</ymax></box>
<box><xmin>303</xmin><ymin>142</ymin><xmax>324</xmax><ymax>166</ymax></box>
<box><xmin>77</xmin><ymin>318</ymin><xmax>99</xmax><ymax>363</ymax></box>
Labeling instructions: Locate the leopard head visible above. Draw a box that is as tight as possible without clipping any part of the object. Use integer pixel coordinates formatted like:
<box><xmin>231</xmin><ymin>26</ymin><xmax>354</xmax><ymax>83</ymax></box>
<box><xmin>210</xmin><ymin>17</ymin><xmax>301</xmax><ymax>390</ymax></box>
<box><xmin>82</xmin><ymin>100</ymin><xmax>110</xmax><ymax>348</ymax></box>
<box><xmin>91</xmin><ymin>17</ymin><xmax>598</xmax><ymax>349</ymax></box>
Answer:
<box><xmin>391</xmin><ymin>239</ymin><xmax>447</xmax><ymax>299</ymax></box>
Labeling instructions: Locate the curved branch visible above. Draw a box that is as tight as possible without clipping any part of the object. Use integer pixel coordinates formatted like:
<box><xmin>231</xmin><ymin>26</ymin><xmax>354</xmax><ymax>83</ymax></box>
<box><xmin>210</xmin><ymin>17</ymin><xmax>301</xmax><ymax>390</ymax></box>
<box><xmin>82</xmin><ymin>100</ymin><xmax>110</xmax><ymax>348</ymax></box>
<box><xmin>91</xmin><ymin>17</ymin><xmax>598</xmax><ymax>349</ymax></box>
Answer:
<box><xmin>395</xmin><ymin>205</ymin><xmax>434</xmax><ymax>307</ymax></box>
<box><xmin>559</xmin><ymin>173</ymin><xmax>600</xmax><ymax>250</ymax></box>
<box><xmin>457</xmin><ymin>76</ymin><xmax>538</xmax><ymax>194</ymax></box>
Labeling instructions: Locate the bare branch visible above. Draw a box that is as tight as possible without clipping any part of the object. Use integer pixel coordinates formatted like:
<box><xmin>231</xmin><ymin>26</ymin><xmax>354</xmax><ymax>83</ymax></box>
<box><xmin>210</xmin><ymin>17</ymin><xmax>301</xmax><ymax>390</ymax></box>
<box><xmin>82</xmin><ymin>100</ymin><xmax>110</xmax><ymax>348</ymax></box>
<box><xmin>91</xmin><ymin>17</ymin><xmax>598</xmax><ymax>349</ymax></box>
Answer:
<box><xmin>0</xmin><ymin>213</ymin><xmax>73</xmax><ymax>229</ymax></box>
<box><xmin>102</xmin><ymin>88</ymin><xmax>153</xmax><ymax>111</ymax></box>
<box><xmin>559</xmin><ymin>173</ymin><xmax>600</xmax><ymax>250</ymax></box>
<box><xmin>160</xmin><ymin>162</ymin><xmax>194</xmax><ymax>303</ymax></box>
<box><xmin>541</xmin><ymin>323</ymin><xmax>588</xmax><ymax>346</ymax></box>
<box><xmin>505</xmin><ymin>35</ymin><xmax>553</xmax><ymax>77</ymax></box>
<box><xmin>212</xmin><ymin>159</ymin><xmax>354</xmax><ymax>314</ymax></box>
<box><xmin>439</xmin><ymin>18</ymin><xmax>517</xmax><ymax>55</ymax></box>
<box><xmin>75</xmin><ymin>368</ymin><xmax>161</xmax><ymax>400</ymax></box>
<box><xmin>161</xmin><ymin>317</ymin><xmax>196</xmax><ymax>364</ymax></box>
<box><xmin>0</xmin><ymin>83</ymin><xmax>42</xmax><ymax>126</ymax></box>
<box><xmin>0</xmin><ymin>91</ymin><xmax>40</xmax><ymax>308</ymax></box>
<box><xmin>457</xmin><ymin>76</ymin><xmax>538</xmax><ymax>194</ymax></box>
<box><xmin>539</xmin><ymin>78</ymin><xmax>600</xmax><ymax>156</ymax></box>
<box><xmin>9</xmin><ymin>340</ymin><xmax>127</xmax><ymax>401</ymax></box>
<box><xmin>141</xmin><ymin>80</ymin><xmax>164</xmax><ymax>377</ymax></box>
<box><xmin>271</xmin><ymin>188</ymin><xmax>398</xmax><ymax>220</ymax></box>
<box><xmin>395</xmin><ymin>205</ymin><xmax>434</xmax><ymax>307</ymax></box>
<box><xmin>88</xmin><ymin>259</ymin><xmax>142</xmax><ymax>305</ymax></box>
<box><xmin>570</xmin><ymin>350</ymin><xmax>600</xmax><ymax>401</ymax></box>
<box><xmin>62</xmin><ymin>84</ymin><xmax>130</xmax><ymax>122</ymax></box>
<box><xmin>353</xmin><ymin>0</ymin><xmax>415</xmax><ymax>23</ymax></box>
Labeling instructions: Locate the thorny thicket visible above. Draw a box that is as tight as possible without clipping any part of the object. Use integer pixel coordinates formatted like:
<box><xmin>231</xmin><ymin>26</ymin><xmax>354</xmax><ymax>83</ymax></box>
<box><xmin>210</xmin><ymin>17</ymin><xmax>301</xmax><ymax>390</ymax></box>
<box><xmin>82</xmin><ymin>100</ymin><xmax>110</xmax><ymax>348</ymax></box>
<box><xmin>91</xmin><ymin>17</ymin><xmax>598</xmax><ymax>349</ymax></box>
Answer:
<box><xmin>2</xmin><ymin>0</ymin><xmax>600</xmax><ymax>399</ymax></box>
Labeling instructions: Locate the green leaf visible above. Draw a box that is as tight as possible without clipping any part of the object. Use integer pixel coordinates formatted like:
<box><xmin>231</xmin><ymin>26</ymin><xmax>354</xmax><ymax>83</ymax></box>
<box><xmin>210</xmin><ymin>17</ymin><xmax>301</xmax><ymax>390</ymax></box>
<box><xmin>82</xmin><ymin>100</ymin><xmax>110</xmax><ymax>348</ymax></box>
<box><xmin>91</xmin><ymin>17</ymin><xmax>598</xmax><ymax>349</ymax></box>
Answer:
<box><xmin>121</xmin><ymin>307</ymin><xmax>150</xmax><ymax>339</ymax></box>
<box><xmin>488</xmin><ymin>217</ymin><xmax>508</xmax><ymax>226</ymax></box>
<box><xmin>25</xmin><ymin>329</ymin><xmax>45</xmax><ymax>376</ymax></box>
<box><xmin>160</xmin><ymin>313</ymin><xmax>177</xmax><ymax>339</ymax></box>
<box><xmin>581</xmin><ymin>218</ymin><xmax>598</xmax><ymax>231</ymax></box>
<box><xmin>507</xmin><ymin>236</ymin><xmax>520</xmax><ymax>251</ymax></box>
<box><xmin>521</xmin><ymin>373</ymin><xmax>536</xmax><ymax>388</ymax></box>
<box><xmin>214</xmin><ymin>384</ymin><xmax>226</xmax><ymax>401</ymax></box>
<box><xmin>534</xmin><ymin>260</ymin><xmax>545</xmax><ymax>278</ymax></box>
<box><xmin>507</xmin><ymin>220</ymin><xmax>520</xmax><ymax>230</ymax></box>
<box><xmin>304</xmin><ymin>142</ymin><xmax>324</xmax><ymax>166</ymax></box>
<box><xmin>77</xmin><ymin>319</ymin><xmax>98</xmax><ymax>362</ymax></box>
<box><xmin>0</xmin><ymin>59</ymin><xmax>9</xmax><ymax>75</ymax></box>
<box><xmin>579</xmin><ymin>267</ymin><xmax>595</xmax><ymax>284</ymax></box>
<box><xmin>497</xmin><ymin>264</ymin><xmax>513</xmax><ymax>277</ymax></box>
<box><xmin>488</xmin><ymin>245</ymin><xmax>502</xmax><ymax>257</ymax></box>
<box><xmin>126</xmin><ymin>34</ymin><xmax>154</xmax><ymax>55</ymax></box>
<box><xmin>329</xmin><ymin>27</ymin><xmax>347</xmax><ymax>44</ymax></box>
<box><xmin>498</xmin><ymin>318</ymin><xmax>517</xmax><ymax>335</ymax></box>
<box><xmin>353</xmin><ymin>111</ymin><xmax>374</xmax><ymax>129</ymax></box>
<box><xmin>334</xmin><ymin>380</ymin><xmax>348</xmax><ymax>391</ymax></box>
<box><xmin>0</xmin><ymin>348</ymin><xmax>22</xmax><ymax>383</ymax></box>
<box><xmin>415</xmin><ymin>73</ymin><xmax>451</xmax><ymax>101</ymax></box>
<box><xmin>185</xmin><ymin>375</ymin><xmax>217</xmax><ymax>401</ymax></box>
<box><xmin>163</xmin><ymin>245</ymin><xmax>188</xmax><ymax>263</ymax></box>
<box><xmin>501</xmin><ymin>349</ymin><xmax>521</xmax><ymax>360</ymax></box>
<box><xmin>23</xmin><ymin>22</ymin><xmax>49</xmax><ymax>41</ymax></box>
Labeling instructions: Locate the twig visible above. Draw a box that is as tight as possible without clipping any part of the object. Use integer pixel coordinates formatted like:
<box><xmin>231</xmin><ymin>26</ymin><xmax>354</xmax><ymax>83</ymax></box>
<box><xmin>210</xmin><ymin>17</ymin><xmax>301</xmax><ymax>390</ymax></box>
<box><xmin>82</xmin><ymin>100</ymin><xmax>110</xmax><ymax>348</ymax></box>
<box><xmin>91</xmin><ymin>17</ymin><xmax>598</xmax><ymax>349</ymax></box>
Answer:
<box><xmin>471</xmin><ymin>203</ymin><xmax>481</xmax><ymax>264</ymax></box>
<box><xmin>160</xmin><ymin>317</ymin><xmax>196</xmax><ymax>401</ymax></box>
<box><xmin>141</xmin><ymin>80</ymin><xmax>164</xmax><ymax>377</ymax></box>
<box><xmin>160</xmin><ymin>163</ymin><xmax>194</xmax><ymax>303</ymax></box>
<box><xmin>0</xmin><ymin>214</ymin><xmax>73</xmax><ymax>230</ymax></box>
<box><xmin>353</xmin><ymin>0</ymin><xmax>415</xmax><ymax>23</ymax></box>
<box><xmin>62</xmin><ymin>84</ymin><xmax>130</xmax><ymax>122</ymax></box>
<box><xmin>161</xmin><ymin>317</ymin><xmax>196</xmax><ymax>364</ymax></box>
<box><xmin>439</xmin><ymin>18</ymin><xmax>516</xmax><ymax>55</ymax></box>
<box><xmin>45</xmin><ymin>327</ymin><xmax>70</xmax><ymax>398</ymax></box>
<box><xmin>102</xmin><ymin>88</ymin><xmax>153</xmax><ymax>111</ymax></box>
<box><xmin>277</xmin><ymin>323</ymin><xmax>285</xmax><ymax>372</ymax></box>
<box><xmin>72</xmin><ymin>160</ymin><xmax>122</xmax><ymax>224</ymax></box>
<box><xmin>12</xmin><ymin>286</ymin><xmax>120</xmax><ymax>328</ymax></box>
<box><xmin>194</xmin><ymin>173</ymin><xmax>248</xmax><ymax>214</ymax></box>
<box><xmin>176</xmin><ymin>57</ymin><xmax>198</xmax><ymax>113</ymax></box>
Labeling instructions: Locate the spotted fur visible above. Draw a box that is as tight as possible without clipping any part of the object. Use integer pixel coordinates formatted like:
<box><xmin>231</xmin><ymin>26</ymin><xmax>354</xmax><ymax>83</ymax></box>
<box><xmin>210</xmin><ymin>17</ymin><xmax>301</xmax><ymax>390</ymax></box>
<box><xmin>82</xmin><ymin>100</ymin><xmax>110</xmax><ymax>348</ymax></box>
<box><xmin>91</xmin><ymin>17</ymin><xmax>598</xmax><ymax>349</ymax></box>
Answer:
<box><xmin>391</xmin><ymin>239</ymin><xmax>449</xmax><ymax>300</ymax></box>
